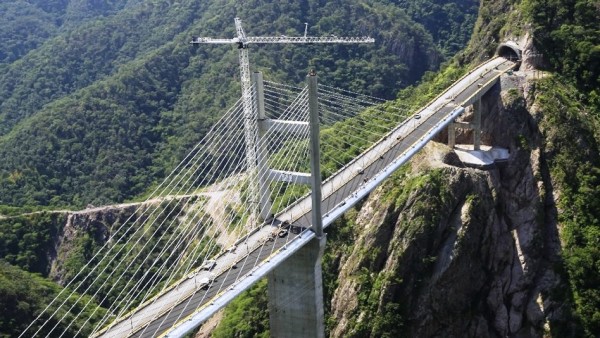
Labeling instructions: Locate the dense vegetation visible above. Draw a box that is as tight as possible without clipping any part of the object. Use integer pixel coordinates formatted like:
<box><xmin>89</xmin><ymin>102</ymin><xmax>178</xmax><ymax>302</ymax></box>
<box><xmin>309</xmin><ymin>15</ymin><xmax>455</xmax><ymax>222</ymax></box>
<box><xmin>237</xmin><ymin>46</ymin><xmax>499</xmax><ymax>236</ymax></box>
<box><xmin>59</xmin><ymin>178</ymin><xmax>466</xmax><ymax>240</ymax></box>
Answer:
<box><xmin>0</xmin><ymin>212</ymin><xmax>66</xmax><ymax>275</ymax></box>
<box><xmin>0</xmin><ymin>261</ymin><xmax>106</xmax><ymax>337</ymax></box>
<box><xmin>0</xmin><ymin>0</ymin><xmax>477</xmax><ymax>210</ymax></box>
<box><xmin>396</xmin><ymin>0</ymin><xmax>478</xmax><ymax>57</ymax></box>
<box><xmin>532</xmin><ymin>77</ymin><xmax>600</xmax><ymax>336</ymax></box>
<box><xmin>2</xmin><ymin>0</ymin><xmax>598</xmax><ymax>336</ymax></box>
<box><xmin>524</xmin><ymin>0</ymin><xmax>599</xmax><ymax>94</ymax></box>
<box><xmin>211</xmin><ymin>279</ymin><xmax>270</xmax><ymax>338</ymax></box>
<box><xmin>0</xmin><ymin>0</ymin><xmax>129</xmax><ymax>65</ymax></box>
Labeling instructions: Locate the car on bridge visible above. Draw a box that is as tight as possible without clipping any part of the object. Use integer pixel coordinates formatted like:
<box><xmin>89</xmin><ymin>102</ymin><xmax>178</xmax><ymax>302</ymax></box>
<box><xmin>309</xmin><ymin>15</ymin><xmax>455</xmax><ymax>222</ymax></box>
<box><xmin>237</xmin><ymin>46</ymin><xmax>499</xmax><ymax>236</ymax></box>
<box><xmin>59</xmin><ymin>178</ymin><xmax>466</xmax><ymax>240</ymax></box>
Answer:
<box><xmin>269</xmin><ymin>228</ymin><xmax>289</xmax><ymax>241</ymax></box>
<box><xmin>198</xmin><ymin>275</ymin><xmax>216</xmax><ymax>290</ymax></box>
<box><xmin>201</xmin><ymin>259</ymin><xmax>216</xmax><ymax>270</ymax></box>
<box><xmin>290</xmin><ymin>225</ymin><xmax>304</xmax><ymax>234</ymax></box>
<box><xmin>279</xmin><ymin>220</ymin><xmax>290</xmax><ymax>229</ymax></box>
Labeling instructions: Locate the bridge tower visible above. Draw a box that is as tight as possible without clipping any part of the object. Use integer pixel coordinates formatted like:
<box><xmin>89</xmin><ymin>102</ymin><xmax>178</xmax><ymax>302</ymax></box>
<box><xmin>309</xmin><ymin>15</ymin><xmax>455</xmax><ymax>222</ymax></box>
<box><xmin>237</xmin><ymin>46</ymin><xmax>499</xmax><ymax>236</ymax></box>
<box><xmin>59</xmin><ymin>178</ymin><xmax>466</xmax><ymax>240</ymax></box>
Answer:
<box><xmin>192</xmin><ymin>18</ymin><xmax>373</xmax><ymax>337</ymax></box>
<box><xmin>250</xmin><ymin>69</ymin><xmax>327</xmax><ymax>337</ymax></box>
<box><xmin>192</xmin><ymin>18</ymin><xmax>373</xmax><ymax>221</ymax></box>
<box><xmin>266</xmin><ymin>70</ymin><xmax>326</xmax><ymax>338</ymax></box>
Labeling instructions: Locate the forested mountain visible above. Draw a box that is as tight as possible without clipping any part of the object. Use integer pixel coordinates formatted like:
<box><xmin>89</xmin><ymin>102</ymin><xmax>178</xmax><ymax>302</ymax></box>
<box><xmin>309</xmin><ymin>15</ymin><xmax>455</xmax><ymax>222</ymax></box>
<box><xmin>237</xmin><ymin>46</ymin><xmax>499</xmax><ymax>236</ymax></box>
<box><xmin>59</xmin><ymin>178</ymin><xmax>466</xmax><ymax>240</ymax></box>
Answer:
<box><xmin>0</xmin><ymin>0</ymin><xmax>479</xmax><ymax>335</ymax></box>
<box><xmin>0</xmin><ymin>0</ymin><xmax>477</xmax><ymax>209</ymax></box>
<box><xmin>1</xmin><ymin>0</ymin><xmax>598</xmax><ymax>337</ymax></box>
<box><xmin>0</xmin><ymin>0</ymin><xmax>131</xmax><ymax>65</ymax></box>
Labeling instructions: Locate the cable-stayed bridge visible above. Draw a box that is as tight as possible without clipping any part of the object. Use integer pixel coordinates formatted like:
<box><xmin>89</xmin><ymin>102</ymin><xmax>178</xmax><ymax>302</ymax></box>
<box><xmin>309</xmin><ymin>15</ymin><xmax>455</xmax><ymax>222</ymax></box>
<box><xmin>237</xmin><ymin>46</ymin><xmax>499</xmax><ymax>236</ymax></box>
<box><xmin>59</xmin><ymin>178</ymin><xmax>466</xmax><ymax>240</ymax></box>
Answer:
<box><xmin>21</xmin><ymin>52</ymin><xmax>518</xmax><ymax>338</ymax></box>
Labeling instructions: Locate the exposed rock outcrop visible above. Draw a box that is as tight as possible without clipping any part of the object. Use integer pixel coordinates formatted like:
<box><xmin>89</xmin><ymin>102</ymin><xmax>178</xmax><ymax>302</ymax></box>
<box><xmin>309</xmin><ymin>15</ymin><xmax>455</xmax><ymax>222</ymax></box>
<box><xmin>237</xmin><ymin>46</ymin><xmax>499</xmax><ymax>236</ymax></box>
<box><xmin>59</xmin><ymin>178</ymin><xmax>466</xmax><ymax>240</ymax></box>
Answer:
<box><xmin>326</xmin><ymin>71</ymin><xmax>574</xmax><ymax>337</ymax></box>
<box><xmin>49</xmin><ymin>204</ymin><xmax>140</xmax><ymax>285</ymax></box>
<box><xmin>47</xmin><ymin>195</ymin><xmax>202</xmax><ymax>285</ymax></box>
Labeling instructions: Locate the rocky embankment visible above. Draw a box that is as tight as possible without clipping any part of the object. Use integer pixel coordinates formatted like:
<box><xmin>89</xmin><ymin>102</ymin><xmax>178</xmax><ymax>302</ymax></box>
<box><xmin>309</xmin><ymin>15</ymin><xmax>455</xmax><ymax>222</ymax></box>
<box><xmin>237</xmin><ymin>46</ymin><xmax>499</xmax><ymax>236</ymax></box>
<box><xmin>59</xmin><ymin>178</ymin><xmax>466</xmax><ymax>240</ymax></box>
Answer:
<box><xmin>45</xmin><ymin>191</ymin><xmax>239</xmax><ymax>286</ymax></box>
<box><xmin>325</xmin><ymin>70</ymin><xmax>576</xmax><ymax>337</ymax></box>
<box><xmin>48</xmin><ymin>203</ymin><xmax>141</xmax><ymax>285</ymax></box>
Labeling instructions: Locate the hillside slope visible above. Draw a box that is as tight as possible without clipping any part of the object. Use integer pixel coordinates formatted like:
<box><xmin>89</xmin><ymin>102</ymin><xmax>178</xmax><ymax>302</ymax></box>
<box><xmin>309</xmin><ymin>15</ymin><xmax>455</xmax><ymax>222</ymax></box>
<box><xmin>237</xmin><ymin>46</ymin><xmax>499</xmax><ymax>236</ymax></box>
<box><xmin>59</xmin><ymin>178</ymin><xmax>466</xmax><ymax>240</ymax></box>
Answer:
<box><xmin>0</xmin><ymin>0</ymin><xmax>477</xmax><ymax>209</ymax></box>
<box><xmin>1</xmin><ymin>0</ymin><xmax>598</xmax><ymax>337</ymax></box>
<box><xmin>321</xmin><ymin>73</ymin><xmax>596</xmax><ymax>337</ymax></box>
<box><xmin>209</xmin><ymin>0</ymin><xmax>599</xmax><ymax>337</ymax></box>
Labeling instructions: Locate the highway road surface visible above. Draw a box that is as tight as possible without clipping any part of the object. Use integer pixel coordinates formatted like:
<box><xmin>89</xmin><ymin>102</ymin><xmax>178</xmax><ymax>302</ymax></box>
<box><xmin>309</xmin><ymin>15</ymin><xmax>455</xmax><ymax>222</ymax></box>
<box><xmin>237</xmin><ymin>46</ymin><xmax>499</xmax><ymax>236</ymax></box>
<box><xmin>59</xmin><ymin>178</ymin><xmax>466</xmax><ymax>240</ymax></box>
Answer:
<box><xmin>94</xmin><ymin>57</ymin><xmax>516</xmax><ymax>338</ymax></box>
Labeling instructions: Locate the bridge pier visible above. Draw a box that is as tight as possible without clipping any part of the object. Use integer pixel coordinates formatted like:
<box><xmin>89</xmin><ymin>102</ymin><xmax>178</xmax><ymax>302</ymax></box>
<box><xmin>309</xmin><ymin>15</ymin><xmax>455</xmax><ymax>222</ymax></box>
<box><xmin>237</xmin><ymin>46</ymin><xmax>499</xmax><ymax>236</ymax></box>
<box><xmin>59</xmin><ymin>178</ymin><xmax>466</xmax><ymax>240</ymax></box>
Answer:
<box><xmin>267</xmin><ymin>236</ymin><xmax>326</xmax><ymax>338</ymax></box>
<box><xmin>447</xmin><ymin>98</ymin><xmax>482</xmax><ymax>150</ymax></box>
<box><xmin>267</xmin><ymin>70</ymin><xmax>326</xmax><ymax>338</ymax></box>
<box><xmin>448</xmin><ymin>122</ymin><xmax>456</xmax><ymax>148</ymax></box>
<box><xmin>473</xmin><ymin>98</ymin><xmax>481</xmax><ymax>150</ymax></box>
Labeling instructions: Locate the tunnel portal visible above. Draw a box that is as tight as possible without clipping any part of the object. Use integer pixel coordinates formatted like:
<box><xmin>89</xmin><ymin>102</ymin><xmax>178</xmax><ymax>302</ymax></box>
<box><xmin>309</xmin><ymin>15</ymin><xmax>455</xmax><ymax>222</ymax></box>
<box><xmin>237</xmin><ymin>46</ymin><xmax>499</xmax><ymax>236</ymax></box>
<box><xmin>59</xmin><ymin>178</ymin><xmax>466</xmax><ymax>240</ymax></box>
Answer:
<box><xmin>496</xmin><ymin>41</ymin><xmax>521</xmax><ymax>62</ymax></box>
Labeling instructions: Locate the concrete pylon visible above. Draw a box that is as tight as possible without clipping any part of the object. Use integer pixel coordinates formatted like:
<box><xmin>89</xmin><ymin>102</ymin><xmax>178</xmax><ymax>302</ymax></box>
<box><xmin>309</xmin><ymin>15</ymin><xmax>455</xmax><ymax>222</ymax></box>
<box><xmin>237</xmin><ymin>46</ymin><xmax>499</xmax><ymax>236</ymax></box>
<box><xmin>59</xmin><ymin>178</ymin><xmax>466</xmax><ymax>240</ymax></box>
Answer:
<box><xmin>267</xmin><ymin>236</ymin><xmax>326</xmax><ymax>338</ymax></box>
<box><xmin>254</xmin><ymin>72</ymin><xmax>274</xmax><ymax>220</ymax></box>
<box><xmin>267</xmin><ymin>70</ymin><xmax>326</xmax><ymax>338</ymax></box>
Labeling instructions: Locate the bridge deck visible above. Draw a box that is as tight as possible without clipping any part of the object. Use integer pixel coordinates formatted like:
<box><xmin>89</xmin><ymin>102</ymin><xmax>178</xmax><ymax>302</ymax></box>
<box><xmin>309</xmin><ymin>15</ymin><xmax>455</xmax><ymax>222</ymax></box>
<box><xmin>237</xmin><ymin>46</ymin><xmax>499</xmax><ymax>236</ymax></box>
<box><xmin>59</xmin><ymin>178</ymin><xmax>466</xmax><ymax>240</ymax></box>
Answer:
<box><xmin>95</xmin><ymin>57</ymin><xmax>516</xmax><ymax>338</ymax></box>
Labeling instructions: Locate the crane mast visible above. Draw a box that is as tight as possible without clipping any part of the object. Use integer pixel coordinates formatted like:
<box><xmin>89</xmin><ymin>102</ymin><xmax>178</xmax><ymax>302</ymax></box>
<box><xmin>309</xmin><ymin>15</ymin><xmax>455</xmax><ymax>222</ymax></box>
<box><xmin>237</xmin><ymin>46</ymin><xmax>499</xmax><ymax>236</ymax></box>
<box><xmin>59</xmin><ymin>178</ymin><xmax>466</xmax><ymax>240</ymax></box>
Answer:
<box><xmin>232</xmin><ymin>19</ymin><xmax>257</xmax><ymax>220</ymax></box>
<box><xmin>192</xmin><ymin>18</ymin><xmax>374</xmax><ymax>220</ymax></box>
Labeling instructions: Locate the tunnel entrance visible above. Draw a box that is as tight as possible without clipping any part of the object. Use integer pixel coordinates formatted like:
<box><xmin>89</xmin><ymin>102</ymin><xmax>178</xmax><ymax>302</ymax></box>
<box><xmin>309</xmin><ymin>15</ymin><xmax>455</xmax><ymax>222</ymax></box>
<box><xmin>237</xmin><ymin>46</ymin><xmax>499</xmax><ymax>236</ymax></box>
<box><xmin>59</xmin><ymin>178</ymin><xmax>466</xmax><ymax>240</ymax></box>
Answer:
<box><xmin>496</xmin><ymin>42</ymin><xmax>522</xmax><ymax>69</ymax></box>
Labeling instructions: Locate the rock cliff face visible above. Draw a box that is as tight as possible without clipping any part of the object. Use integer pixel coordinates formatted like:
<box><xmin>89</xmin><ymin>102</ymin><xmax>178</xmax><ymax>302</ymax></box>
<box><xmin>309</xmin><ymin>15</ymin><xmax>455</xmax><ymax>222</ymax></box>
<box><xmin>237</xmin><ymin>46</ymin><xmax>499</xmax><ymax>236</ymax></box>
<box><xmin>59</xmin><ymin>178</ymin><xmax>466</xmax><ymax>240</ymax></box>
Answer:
<box><xmin>49</xmin><ymin>204</ymin><xmax>140</xmax><ymax>285</ymax></box>
<box><xmin>325</xmin><ymin>71</ymin><xmax>576</xmax><ymax>337</ymax></box>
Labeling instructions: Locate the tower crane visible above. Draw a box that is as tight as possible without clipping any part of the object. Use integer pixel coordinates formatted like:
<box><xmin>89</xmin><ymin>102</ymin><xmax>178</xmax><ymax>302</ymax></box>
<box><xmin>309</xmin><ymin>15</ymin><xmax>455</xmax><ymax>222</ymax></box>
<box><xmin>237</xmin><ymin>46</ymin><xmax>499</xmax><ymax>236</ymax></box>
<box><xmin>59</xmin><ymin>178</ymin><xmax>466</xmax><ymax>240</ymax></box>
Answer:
<box><xmin>191</xmin><ymin>17</ymin><xmax>374</xmax><ymax>220</ymax></box>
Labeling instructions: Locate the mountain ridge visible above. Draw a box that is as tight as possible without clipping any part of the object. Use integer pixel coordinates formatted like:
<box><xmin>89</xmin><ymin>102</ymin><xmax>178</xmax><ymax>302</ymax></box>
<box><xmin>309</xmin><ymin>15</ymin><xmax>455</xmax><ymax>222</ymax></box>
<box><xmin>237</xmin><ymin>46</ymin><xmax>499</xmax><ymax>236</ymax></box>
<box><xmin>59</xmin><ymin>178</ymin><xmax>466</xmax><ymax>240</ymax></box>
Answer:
<box><xmin>0</xmin><ymin>0</ymin><xmax>477</xmax><ymax>208</ymax></box>
<box><xmin>0</xmin><ymin>0</ymin><xmax>598</xmax><ymax>337</ymax></box>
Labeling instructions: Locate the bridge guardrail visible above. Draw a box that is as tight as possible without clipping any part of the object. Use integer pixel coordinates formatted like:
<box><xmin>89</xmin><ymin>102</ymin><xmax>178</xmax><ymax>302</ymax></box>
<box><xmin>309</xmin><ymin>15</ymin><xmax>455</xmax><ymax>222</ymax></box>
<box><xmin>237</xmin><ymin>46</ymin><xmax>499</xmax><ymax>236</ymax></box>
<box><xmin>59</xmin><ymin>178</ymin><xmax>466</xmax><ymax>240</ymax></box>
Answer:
<box><xmin>318</xmin><ymin>57</ymin><xmax>512</xmax><ymax>212</ymax></box>
<box><xmin>101</xmin><ymin>56</ymin><xmax>518</xmax><ymax>338</ymax></box>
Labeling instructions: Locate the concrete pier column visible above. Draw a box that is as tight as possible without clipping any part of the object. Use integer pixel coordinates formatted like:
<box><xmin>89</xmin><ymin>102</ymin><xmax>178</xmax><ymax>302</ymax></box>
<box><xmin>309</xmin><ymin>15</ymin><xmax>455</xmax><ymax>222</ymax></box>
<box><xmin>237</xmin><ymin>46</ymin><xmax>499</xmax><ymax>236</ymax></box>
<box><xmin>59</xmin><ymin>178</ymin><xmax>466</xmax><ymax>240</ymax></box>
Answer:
<box><xmin>267</xmin><ymin>70</ymin><xmax>326</xmax><ymax>338</ymax></box>
<box><xmin>448</xmin><ymin>122</ymin><xmax>456</xmax><ymax>148</ymax></box>
<box><xmin>473</xmin><ymin>98</ymin><xmax>482</xmax><ymax>150</ymax></box>
<box><xmin>267</xmin><ymin>236</ymin><xmax>326</xmax><ymax>338</ymax></box>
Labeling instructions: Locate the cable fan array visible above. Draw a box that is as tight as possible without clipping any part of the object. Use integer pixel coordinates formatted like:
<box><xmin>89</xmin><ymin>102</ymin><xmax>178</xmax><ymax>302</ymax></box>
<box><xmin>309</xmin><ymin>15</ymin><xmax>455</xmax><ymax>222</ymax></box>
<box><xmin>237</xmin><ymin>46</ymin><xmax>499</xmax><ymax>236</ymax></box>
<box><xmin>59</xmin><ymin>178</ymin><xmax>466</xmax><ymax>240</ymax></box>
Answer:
<box><xmin>20</xmin><ymin>80</ymin><xmax>419</xmax><ymax>338</ymax></box>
